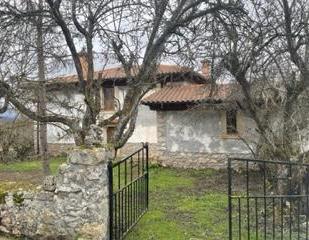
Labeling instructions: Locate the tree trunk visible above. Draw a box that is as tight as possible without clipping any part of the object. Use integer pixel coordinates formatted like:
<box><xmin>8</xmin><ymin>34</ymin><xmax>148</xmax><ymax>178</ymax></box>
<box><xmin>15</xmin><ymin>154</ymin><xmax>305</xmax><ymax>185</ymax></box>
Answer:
<box><xmin>37</xmin><ymin>0</ymin><xmax>51</xmax><ymax>175</ymax></box>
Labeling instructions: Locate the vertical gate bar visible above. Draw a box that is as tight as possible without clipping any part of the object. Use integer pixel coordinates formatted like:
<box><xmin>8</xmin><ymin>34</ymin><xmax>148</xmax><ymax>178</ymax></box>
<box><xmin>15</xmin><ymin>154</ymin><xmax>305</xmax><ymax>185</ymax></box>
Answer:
<box><xmin>125</xmin><ymin>160</ymin><xmax>127</xmax><ymax>186</ymax></box>
<box><xmin>143</xmin><ymin>174</ymin><xmax>145</xmax><ymax>211</ymax></box>
<box><xmin>124</xmin><ymin>162</ymin><xmax>127</xmax><ymax>233</ymax></box>
<box><xmin>141</xmin><ymin>177</ymin><xmax>143</xmax><ymax>213</ymax></box>
<box><xmin>305</xmin><ymin>167</ymin><xmax>308</xmax><ymax>240</ymax></box>
<box><xmin>115</xmin><ymin>193</ymin><xmax>118</xmax><ymax>240</ymax></box>
<box><xmin>139</xmin><ymin>177</ymin><xmax>142</xmax><ymax>215</ymax></box>
<box><xmin>281</xmin><ymin>197</ymin><xmax>283</xmax><ymax>240</ymax></box>
<box><xmin>131</xmin><ymin>157</ymin><xmax>133</xmax><ymax>182</ymax></box>
<box><xmin>272</xmin><ymin>197</ymin><xmax>275</xmax><ymax>240</ymax></box>
<box><xmin>129</xmin><ymin>160</ymin><xmax>132</xmax><ymax>229</ymax></box>
<box><xmin>138</xmin><ymin>151</ymin><xmax>140</xmax><ymax>177</ymax></box>
<box><xmin>127</xmin><ymin>185</ymin><xmax>129</xmax><ymax>232</ymax></box>
<box><xmin>228</xmin><ymin>158</ymin><xmax>232</xmax><ymax>240</ymax></box>
<box><xmin>137</xmin><ymin>177</ymin><xmax>140</xmax><ymax>216</ymax></box>
<box><xmin>128</xmin><ymin>182</ymin><xmax>133</xmax><ymax>229</ymax></box>
<box><xmin>142</xmin><ymin>175</ymin><xmax>144</xmax><ymax>212</ymax></box>
<box><xmin>121</xmin><ymin>188</ymin><xmax>124</xmax><ymax>237</ymax></box>
<box><xmin>144</xmin><ymin>175</ymin><xmax>147</xmax><ymax>211</ymax></box>
<box><xmin>288</xmin><ymin>164</ymin><xmax>292</xmax><ymax>240</ymax></box>
<box><xmin>136</xmin><ymin>177</ymin><xmax>139</xmax><ymax>220</ymax></box>
<box><xmin>108</xmin><ymin>161</ymin><xmax>113</xmax><ymax>240</ymax></box>
<box><xmin>306</xmin><ymin>195</ymin><xmax>309</xmax><ymax>239</ymax></box>
<box><xmin>142</xmin><ymin>145</ymin><xmax>145</xmax><ymax>171</ymax></box>
<box><xmin>255</xmin><ymin>197</ymin><xmax>258</xmax><ymax>240</ymax></box>
<box><xmin>297</xmin><ymin>197</ymin><xmax>300</xmax><ymax>240</ymax></box>
<box><xmin>145</xmin><ymin>143</ymin><xmax>149</xmax><ymax>209</ymax></box>
<box><xmin>137</xmin><ymin>178</ymin><xmax>139</xmax><ymax>220</ymax></box>
<box><xmin>125</xmin><ymin>188</ymin><xmax>127</xmax><ymax>235</ymax></box>
<box><xmin>238</xmin><ymin>197</ymin><xmax>241</xmax><ymax>240</ymax></box>
<box><xmin>118</xmin><ymin>191</ymin><xmax>121</xmax><ymax>238</ymax></box>
<box><xmin>289</xmin><ymin>196</ymin><xmax>292</xmax><ymax>240</ymax></box>
<box><xmin>141</xmin><ymin>175</ymin><xmax>144</xmax><ymax>213</ymax></box>
<box><xmin>118</xmin><ymin>165</ymin><xmax>121</xmax><ymax>190</ymax></box>
<box><xmin>135</xmin><ymin>177</ymin><xmax>137</xmax><ymax>222</ymax></box>
<box><xmin>132</xmin><ymin>178</ymin><xmax>135</xmax><ymax>224</ymax></box>
<box><xmin>263</xmin><ymin>161</ymin><xmax>266</xmax><ymax>240</ymax></box>
<box><xmin>246</xmin><ymin>160</ymin><xmax>250</xmax><ymax>239</ymax></box>
<box><xmin>141</xmin><ymin>144</ymin><xmax>145</xmax><ymax>212</ymax></box>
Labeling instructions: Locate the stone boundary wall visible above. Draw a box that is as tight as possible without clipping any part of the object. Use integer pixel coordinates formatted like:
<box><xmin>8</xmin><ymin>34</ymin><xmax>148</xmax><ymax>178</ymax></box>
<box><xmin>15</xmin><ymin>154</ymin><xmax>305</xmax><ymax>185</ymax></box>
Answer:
<box><xmin>156</xmin><ymin>151</ymin><xmax>252</xmax><ymax>169</ymax></box>
<box><xmin>117</xmin><ymin>142</ymin><xmax>159</xmax><ymax>160</ymax></box>
<box><xmin>0</xmin><ymin>148</ymin><xmax>111</xmax><ymax>240</ymax></box>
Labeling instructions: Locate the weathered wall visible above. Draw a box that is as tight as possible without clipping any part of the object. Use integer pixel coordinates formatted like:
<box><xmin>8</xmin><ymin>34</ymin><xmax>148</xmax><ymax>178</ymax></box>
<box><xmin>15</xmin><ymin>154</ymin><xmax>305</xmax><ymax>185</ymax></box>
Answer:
<box><xmin>0</xmin><ymin>148</ymin><xmax>111</xmax><ymax>240</ymax></box>
<box><xmin>117</xmin><ymin>142</ymin><xmax>160</xmax><ymax>160</ymax></box>
<box><xmin>165</xmin><ymin>110</ymin><xmax>254</xmax><ymax>153</ymax></box>
<box><xmin>156</xmin><ymin>110</ymin><xmax>256</xmax><ymax>169</ymax></box>
<box><xmin>45</xmin><ymin>87</ymin><xmax>158</xmax><ymax>153</ymax></box>
<box><xmin>128</xmin><ymin>105</ymin><xmax>158</xmax><ymax>144</ymax></box>
<box><xmin>47</xmin><ymin>89</ymin><xmax>86</xmax><ymax>145</ymax></box>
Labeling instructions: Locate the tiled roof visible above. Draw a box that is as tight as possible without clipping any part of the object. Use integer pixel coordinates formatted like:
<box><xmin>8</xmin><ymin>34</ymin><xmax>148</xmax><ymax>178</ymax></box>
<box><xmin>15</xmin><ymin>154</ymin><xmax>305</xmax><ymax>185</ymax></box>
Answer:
<box><xmin>49</xmin><ymin>64</ymin><xmax>194</xmax><ymax>84</ymax></box>
<box><xmin>142</xmin><ymin>84</ymin><xmax>240</xmax><ymax>105</ymax></box>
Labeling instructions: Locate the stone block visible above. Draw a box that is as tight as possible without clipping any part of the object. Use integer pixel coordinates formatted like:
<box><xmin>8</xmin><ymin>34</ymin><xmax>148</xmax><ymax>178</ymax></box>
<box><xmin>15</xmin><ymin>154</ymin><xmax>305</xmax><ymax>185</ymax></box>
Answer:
<box><xmin>42</xmin><ymin>176</ymin><xmax>56</xmax><ymax>192</ymax></box>
<box><xmin>0</xmin><ymin>148</ymin><xmax>111</xmax><ymax>239</ymax></box>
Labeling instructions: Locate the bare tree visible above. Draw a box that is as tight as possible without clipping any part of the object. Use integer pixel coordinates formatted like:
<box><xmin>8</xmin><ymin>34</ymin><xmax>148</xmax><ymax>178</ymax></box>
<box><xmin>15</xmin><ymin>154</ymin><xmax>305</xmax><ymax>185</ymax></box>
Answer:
<box><xmin>189</xmin><ymin>0</ymin><xmax>309</xmax><ymax>161</ymax></box>
<box><xmin>0</xmin><ymin>0</ymin><xmax>243</xmax><ymax>151</ymax></box>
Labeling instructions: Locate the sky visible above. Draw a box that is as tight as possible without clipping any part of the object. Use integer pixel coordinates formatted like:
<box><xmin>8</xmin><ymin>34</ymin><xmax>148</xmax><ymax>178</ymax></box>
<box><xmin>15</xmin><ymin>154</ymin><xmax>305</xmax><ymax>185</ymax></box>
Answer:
<box><xmin>0</xmin><ymin>108</ymin><xmax>18</xmax><ymax>122</ymax></box>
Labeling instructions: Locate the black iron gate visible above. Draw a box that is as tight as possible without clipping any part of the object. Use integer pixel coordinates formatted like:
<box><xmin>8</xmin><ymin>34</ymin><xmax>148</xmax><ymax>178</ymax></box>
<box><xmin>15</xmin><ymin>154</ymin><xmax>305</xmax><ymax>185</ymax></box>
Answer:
<box><xmin>228</xmin><ymin>158</ymin><xmax>309</xmax><ymax>240</ymax></box>
<box><xmin>108</xmin><ymin>143</ymin><xmax>149</xmax><ymax>240</ymax></box>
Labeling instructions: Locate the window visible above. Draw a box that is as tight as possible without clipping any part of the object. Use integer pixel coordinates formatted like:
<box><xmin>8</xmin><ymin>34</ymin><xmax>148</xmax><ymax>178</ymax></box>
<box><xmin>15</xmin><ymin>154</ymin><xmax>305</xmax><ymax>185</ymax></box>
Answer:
<box><xmin>226</xmin><ymin>110</ymin><xmax>238</xmax><ymax>134</ymax></box>
<box><xmin>106</xmin><ymin>126</ymin><xmax>115</xmax><ymax>143</ymax></box>
<box><xmin>103</xmin><ymin>87</ymin><xmax>115</xmax><ymax>111</ymax></box>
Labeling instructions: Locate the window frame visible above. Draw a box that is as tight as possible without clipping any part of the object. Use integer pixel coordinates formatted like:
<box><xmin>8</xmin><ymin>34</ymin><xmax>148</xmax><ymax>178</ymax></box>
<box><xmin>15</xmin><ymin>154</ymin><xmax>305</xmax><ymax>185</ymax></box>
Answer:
<box><xmin>226</xmin><ymin>109</ymin><xmax>238</xmax><ymax>135</ymax></box>
<box><xmin>102</xmin><ymin>86</ymin><xmax>115</xmax><ymax>111</ymax></box>
<box><xmin>106</xmin><ymin>126</ymin><xmax>116</xmax><ymax>143</ymax></box>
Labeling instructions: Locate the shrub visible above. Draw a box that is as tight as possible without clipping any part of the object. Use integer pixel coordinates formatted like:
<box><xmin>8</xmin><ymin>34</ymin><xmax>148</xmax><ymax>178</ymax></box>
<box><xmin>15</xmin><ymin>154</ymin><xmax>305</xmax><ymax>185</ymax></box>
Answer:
<box><xmin>0</xmin><ymin>120</ymin><xmax>34</xmax><ymax>162</ymax></box>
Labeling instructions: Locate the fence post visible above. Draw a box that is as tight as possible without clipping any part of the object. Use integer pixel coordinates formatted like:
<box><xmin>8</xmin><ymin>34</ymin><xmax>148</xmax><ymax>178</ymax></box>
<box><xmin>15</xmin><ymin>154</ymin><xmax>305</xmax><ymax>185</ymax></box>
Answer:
<box><xmin>108</xmin><ymin>160</ymin><xmax>113</xmax><ymax>240</ymax></box>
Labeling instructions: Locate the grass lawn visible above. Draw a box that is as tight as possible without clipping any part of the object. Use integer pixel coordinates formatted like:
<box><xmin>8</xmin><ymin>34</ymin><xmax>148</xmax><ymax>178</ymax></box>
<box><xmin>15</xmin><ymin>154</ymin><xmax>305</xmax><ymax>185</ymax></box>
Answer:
<box><xmin>126</xmin><ymin>167</ymin><xmax>229</xmax><ymax>240</ymax></box>
<box><xmin>0</xmin><ymin>156</ymin><xmax>65</xmax><ymax>173</ymax></box>
<box><xmin>0</xmin><ymin>159</ymin><xmax>230</xmax><ymax>240</ymax></box>
<box><xmin>0</xmin><ymin>157</ymin><xmax>66</xmax><ymax>194</ymax></box>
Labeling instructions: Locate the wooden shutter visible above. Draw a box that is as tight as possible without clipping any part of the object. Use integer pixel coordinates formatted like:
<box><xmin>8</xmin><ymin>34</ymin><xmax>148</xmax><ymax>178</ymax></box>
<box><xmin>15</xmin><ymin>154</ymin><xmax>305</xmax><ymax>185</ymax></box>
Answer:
<box><xmin>103</xmin><ymin>87</ymin><xmax>115</xmax><ymax>111</ymax></box>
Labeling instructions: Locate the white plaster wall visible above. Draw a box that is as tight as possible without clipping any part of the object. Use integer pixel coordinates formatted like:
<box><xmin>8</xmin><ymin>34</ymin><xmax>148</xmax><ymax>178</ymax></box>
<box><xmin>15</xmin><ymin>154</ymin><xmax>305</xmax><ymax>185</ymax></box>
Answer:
<box><xmin>164</xmin><ymin>110</ymin><xmax>256</xmax><ymax>154</ymax></box>
<box><xmin>47</xmin><ymin>90</ymin><xmax>85</xmax><ymax>144</ymax></box>
<box><xmin>46</xmin><ymin>87</ymin><xmax>158</xmax><ymax>144</ymax></box>
<box><xmin>127</xmin><ymin>89</ymin><xmax>158</xmax><ymax>144</ymax></box>
<box><xmin>128</xmin><ymin>105</ymin><xmax>158</xmax><ymax>143</ymax></box>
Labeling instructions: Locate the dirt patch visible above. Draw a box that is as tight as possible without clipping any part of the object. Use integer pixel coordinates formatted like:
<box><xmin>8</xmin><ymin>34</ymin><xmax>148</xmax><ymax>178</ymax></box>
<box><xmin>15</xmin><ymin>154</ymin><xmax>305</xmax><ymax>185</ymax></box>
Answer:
<box><xmin>175</xmin><ymin>169</ymin><xmax>264</xmax><ymax>196</ymax></box>
<box><xmin>0</xmin><ymin>170</ymin><xmax>44</xmax><ymax>185</ymax></box>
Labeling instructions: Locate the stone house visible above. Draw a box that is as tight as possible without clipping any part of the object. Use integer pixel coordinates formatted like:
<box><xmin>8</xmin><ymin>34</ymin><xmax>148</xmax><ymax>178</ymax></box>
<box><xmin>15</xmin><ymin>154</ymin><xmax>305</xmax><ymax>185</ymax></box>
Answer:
<box><xmin>142</xmin><ymin>83</ymin><xmax>256</xmax><ymax>169</ymax></box>
<box><xmin>42</xmin><ymin>59</ymin><xmax>206</xmax><ymax>155</ymax></box>
<box><xmin>39</xmin><ymin>59</ymin><xmax>256</xmax><ymax>168</ymax></box>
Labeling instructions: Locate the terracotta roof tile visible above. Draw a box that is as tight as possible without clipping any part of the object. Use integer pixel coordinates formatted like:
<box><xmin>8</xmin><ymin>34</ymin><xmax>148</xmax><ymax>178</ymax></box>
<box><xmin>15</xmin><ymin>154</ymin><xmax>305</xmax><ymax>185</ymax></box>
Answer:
<box><xmin>50</xmin><ymin>64</ymin><xmax>193</xmax><ymax>84</ymax></box>
<box><xmin>142</xmin><ymin>84</ymin><xmax>241</xmax><ymax>105</ymax></box>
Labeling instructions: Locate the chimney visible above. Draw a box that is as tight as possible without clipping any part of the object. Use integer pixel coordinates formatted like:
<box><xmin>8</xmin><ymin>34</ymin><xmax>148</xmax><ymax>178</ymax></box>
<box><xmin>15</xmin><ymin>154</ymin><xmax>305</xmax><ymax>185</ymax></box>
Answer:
<box><xmin>201</xmin><ymin>60</ymin><xmax>210</xmax><ymax>78</ymax></box>
<box><xmin>78</xmin><ymin>49</ymin><xmax>88</xmax><ymax>79</ymax></box>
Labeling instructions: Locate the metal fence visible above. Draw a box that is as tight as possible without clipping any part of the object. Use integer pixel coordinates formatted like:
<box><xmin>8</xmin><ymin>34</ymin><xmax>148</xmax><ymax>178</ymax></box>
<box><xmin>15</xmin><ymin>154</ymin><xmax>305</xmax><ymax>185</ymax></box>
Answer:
<box><xmin>228</xmin><ymin>158</ymin><xmax>309</xmax><ymax>240</ymax></box>
<box><xmin>108</xmin><ymin>143</ymin><xmax>149</xmax><ymax>240</ymax></box>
